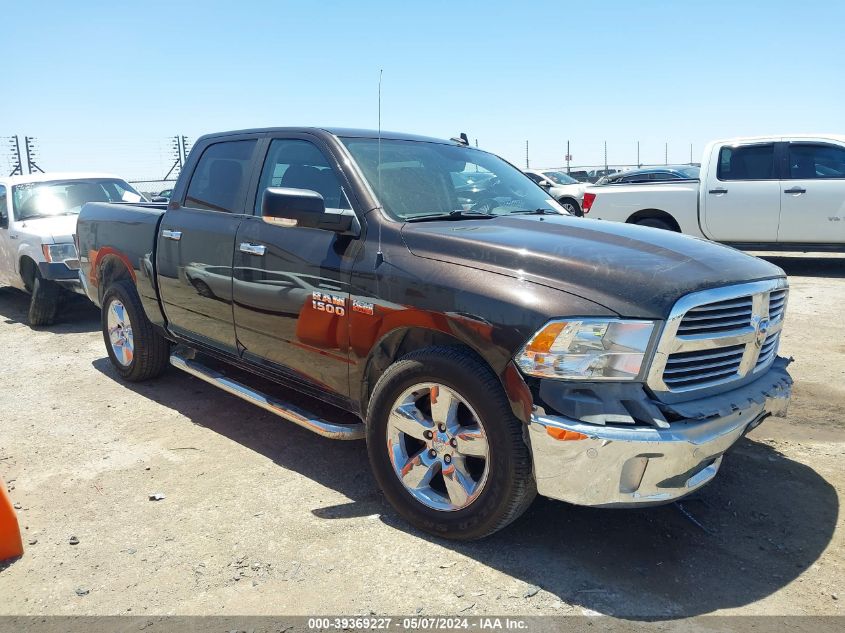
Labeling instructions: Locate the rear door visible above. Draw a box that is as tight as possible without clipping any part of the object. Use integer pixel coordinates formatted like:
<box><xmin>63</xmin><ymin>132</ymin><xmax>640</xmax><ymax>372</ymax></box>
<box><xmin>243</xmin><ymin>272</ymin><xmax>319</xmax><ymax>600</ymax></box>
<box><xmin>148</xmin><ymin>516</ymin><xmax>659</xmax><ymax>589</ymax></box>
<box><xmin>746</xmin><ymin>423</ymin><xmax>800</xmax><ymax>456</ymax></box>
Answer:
<box><xmin>232</xmin><ymin>135</ymin><xmax>360</xmax><ymax>399</ymax></box>
<box><xmin>702</xmin><ymin>141</ymin><xmax>781</xmax><ymax>242</ymax></box>
<box><xmin>156</xmin><ymin>136</ymin><xmax>259</xmax><ymax>354</ymax></box>
<box><xmin>778</xmin><ymin>140</ymin><xmax>845</xmax><ymax>243</ymax></box>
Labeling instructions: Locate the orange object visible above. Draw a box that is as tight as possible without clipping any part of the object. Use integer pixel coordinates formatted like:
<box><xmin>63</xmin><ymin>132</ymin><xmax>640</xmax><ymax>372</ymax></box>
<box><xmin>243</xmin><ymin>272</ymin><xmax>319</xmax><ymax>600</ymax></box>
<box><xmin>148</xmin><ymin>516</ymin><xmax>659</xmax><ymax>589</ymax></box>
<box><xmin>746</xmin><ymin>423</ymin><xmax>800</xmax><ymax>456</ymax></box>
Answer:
<box><xmin>0</xmin><ymin>477</ymin><xmax>23</xmax><ymax>561</ymax></box>
<box><xmin>546</xmin><ymin>427</ymin><xmax>588</xmax><ymax>441</ymax></box>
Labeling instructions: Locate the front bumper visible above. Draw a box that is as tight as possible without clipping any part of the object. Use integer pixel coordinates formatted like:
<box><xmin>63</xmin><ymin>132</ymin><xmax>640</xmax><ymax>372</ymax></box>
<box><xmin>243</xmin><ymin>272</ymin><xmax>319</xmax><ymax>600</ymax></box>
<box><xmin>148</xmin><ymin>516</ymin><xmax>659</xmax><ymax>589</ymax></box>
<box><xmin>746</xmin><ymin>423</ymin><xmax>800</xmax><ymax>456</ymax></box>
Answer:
<box><xmin>527</xmin><ymin>358</ymin><xmax>792</xmax><ymax>507</ymax></box>
<box><xmin>37</xmin><ymin>262</ymin><xmax>85</xmax><ymax>294</ymax></box>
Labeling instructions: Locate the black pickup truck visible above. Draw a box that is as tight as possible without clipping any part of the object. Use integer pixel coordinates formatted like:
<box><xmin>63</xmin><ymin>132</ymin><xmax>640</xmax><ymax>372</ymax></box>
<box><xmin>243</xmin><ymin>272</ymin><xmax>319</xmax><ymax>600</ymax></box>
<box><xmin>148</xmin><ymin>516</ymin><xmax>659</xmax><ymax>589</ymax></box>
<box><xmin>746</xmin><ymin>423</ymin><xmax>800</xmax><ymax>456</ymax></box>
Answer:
<box><xmin>77</xmin><ymin>127</ymin><xmax>792</xmax><ymax>539</ymax></box>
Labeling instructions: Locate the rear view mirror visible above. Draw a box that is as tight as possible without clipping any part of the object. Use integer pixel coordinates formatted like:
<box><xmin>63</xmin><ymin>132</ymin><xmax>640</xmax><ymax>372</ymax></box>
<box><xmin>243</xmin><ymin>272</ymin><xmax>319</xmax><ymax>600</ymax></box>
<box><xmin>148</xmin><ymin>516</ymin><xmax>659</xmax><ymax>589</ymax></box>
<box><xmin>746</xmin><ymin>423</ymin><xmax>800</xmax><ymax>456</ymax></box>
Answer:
<box><xmin>261</xmin><ymin>187</ymin><xmax>353</xmax><ymax>233</ymax></box>
<box><xmin>151</xmin><ymin>196</ymin><xmax>168</xmax><ymax>203</ymax></box>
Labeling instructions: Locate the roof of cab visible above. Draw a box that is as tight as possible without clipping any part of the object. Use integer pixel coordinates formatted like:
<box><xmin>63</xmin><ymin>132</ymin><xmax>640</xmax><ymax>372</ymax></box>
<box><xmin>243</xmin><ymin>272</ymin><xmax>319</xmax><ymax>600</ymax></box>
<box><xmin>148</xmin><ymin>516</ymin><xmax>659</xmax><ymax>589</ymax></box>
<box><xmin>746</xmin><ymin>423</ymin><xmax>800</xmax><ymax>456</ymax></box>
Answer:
<box><xmin>196</xmin><ymin>127</ymin><xmax>462</xmax><ymax>146</ymax></box>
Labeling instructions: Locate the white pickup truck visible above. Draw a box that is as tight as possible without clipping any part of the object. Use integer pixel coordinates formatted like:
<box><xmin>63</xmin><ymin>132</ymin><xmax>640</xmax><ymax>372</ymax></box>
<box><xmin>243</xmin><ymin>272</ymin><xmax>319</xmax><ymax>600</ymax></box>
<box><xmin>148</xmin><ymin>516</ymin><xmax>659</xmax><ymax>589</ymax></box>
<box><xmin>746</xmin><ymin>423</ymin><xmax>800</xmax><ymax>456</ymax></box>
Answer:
<box><xmin>0</xmin><ymin>172</ymin><xmax>146</xmax><ymax>325</ymax></box>
<box><xmin>582</xmin><ymin>135</ymin><xmax>845</xmax><ymax>250</ymax></box>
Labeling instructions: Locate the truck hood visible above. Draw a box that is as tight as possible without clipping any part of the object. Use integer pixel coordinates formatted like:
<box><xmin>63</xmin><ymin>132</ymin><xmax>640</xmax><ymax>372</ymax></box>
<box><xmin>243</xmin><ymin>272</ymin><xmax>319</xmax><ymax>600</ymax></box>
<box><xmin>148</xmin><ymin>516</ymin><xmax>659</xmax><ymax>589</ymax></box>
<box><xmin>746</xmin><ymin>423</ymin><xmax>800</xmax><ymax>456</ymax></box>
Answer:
<box><xmin>400</xmin><ymin>215</ymin><xmax>785</xmax><ymax>319</ymax></box>
<box><xmin>14</xmin><ymin>214</ymin><xmax>79</xmax><ymax>243</ymax></box>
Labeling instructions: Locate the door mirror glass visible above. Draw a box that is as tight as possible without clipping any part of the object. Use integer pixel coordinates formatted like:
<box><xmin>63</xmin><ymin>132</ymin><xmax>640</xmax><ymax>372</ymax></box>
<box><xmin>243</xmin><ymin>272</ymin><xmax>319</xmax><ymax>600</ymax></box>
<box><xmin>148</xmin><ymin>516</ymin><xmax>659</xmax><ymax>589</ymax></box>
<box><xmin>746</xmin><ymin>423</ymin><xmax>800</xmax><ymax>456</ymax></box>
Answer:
<box><xmin>150</xmin><ymin>196</ymin><xmax>168</xmax><ymax>203</ymax></box>
<box><xmin>261</xmin><ymin>187</ymin><xmax>351</xmax><ymax>232</ymax></box>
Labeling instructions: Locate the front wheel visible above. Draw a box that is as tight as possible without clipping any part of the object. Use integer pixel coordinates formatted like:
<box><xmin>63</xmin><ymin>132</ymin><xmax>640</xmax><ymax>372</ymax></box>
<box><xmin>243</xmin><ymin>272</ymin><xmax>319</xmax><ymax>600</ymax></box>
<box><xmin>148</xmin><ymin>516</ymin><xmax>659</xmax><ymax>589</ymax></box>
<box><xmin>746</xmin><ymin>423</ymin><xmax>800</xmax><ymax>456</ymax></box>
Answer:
<box><xmin>366</xmin><ymin>347</ymin><xmax>536</xmax><ymax>540</ymax></box>
<box><xmin>101</xmin><ymin>279</ymin><xmax>170</xmax><ymax>382</ymax></box>
<box><xmin>28</xmin><ymin>271</ymin><xmax>61</xmax><ymax>326</ymax></box>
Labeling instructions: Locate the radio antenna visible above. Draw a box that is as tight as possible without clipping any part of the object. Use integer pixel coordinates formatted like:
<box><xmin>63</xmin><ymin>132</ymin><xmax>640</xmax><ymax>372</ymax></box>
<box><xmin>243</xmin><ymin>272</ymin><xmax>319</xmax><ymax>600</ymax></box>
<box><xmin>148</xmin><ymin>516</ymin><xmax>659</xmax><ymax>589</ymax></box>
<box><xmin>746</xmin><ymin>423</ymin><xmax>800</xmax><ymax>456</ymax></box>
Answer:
<box><xmin>376</xmin><ymin>68</ymin><xmax>385</xmax><ymax>268</ymax></box>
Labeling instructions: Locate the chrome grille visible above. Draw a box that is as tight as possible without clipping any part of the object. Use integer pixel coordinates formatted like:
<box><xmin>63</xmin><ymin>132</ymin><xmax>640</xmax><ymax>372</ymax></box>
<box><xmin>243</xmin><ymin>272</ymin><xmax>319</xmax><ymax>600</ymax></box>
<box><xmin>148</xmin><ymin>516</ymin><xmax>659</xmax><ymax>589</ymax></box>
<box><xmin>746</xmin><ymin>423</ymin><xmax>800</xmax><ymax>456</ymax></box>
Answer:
<box><xmin>676</xmin><ymin>297</ymin><xmax>753</xmax><ymax>335</ymax></box>
<box><xmin>768</xmin><ymin>289</ymin><xmax>787</xmax><ymax>322</ymax></box>
<box><xmin>755</xmin><ymin>332</ymin><xmax>780</xmax><ymax>370</ymax></box>
<box><xmin>647</xmin><ymin>279</ymin><xmax>788</xmax><ymax>395</ymax></box>
<box><xmin>663</xmin><ymin>344</ymin><xmax>745</xmax><ymax>389</ymax></box>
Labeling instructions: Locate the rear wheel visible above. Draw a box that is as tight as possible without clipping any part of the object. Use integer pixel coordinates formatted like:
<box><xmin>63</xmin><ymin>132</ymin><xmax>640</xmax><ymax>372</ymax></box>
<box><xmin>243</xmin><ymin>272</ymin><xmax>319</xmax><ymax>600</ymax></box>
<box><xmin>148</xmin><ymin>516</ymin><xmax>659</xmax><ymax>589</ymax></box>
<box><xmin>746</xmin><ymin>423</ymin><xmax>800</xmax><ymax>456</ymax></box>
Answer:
<box><xmin>102</xmin><ymin>279</ymin><xmax>170</xmax><ymax>381</ymax></box>
<box><xmin>634</xmin><ymin>217</ymin><xmax>675</xmax><ymax>231</ymax></box>
<box><xmin>366</xmin><ymin>347</ymin><xmax>536</xmax><ymax>540</ymax></box>
<box><xmin>558</xmin><ymin>197</ymin><xmax>582</xmax><ymax>216</ymax></box>
<box><xmin>27</xmin><ymin>271</ymin><xmax>60</xmax><ymax>326</ymax></box>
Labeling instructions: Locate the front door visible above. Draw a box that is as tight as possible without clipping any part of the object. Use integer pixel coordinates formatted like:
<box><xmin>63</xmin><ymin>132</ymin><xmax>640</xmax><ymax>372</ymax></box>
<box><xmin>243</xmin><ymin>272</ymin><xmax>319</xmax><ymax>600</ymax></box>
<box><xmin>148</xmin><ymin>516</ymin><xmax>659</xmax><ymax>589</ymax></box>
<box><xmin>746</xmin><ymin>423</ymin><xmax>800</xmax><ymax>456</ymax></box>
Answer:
<box><xmin>157</xmin><ymin>137</ymin><xmax>259</xmax><ymax>354</ymax></box>
<box><xmin>778</xmin><ymin>140</ymin><xmax>845</xmax><ymax>244</ymax></box>
<box><xmin>0</xmin><ymin>185</ymin><xmax>12</xmax><ymax>285</ymax></box>
<box><xmin>232</xmin><ymin>136</ymin><xmax>360</xmax><ymax>399</ymax></box>
<box><xmin>702</xmin><ymin>141</ymin><xmax>781</xmax><ymax>242</ymax></box>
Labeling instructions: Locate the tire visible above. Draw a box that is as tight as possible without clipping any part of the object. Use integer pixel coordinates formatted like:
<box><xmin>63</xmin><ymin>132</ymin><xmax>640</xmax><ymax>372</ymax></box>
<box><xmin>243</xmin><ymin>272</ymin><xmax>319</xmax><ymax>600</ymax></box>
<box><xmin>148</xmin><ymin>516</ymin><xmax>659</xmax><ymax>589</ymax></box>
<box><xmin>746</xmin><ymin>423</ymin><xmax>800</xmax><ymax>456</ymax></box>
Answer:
<box><xmin>366</xmin><ymin>346</ymin><xmax>536</xmax><ymax>540</ymax></box>
<box><xmin>28</xmin><ymin>271</ymin><xmax>60</xmax><ymax>326</ymax></box>
<box><xmin>635</xmin><ymin>217</ymin><xmax>675</xmax><ymax>231</ymax></box>
<box><xmin>558</xmin><ymin>197</ymin><xmax>582</xmax><ymax>216</ymax></box>
<box><xmin>101</xmin><ymin>279</ymin><xmax>170</xmax><ymax>382</ymax></box>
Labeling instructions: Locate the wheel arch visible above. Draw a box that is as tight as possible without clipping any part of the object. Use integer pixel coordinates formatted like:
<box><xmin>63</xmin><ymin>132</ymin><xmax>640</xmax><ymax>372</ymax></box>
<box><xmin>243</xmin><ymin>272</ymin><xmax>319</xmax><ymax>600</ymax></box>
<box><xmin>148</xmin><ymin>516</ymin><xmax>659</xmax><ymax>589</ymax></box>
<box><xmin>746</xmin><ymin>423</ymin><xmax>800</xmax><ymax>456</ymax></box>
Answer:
<box><xmin>96</xmin><ymin>253</ymin><xmax>135</xmax><ymax>304</ymax></box>
<box><xmin>626</xmin><ymin>209</ymin><xmax>681</xmax><ymax>232</ymax></box>
<box><xmin>18</xmin><ymin>255</ymin><xmax>37</xmax><ymax>291</ymax></box>
<box><xmin>358</xmin><ymin>325</ymin><xmax>533</xmax><ymax>426</ymax></box>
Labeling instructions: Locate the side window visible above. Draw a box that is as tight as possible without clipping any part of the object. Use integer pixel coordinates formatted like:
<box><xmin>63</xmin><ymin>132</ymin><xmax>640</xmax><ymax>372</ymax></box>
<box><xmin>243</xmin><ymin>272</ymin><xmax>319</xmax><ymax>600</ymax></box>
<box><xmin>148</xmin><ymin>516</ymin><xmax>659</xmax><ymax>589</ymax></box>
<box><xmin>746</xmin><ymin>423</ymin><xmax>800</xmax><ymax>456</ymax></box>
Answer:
<box><xmin>717</xmin><ymin>144</ymin><xmax>775</xmax><ymax>181</ymax></box>
<box><xmin>0</xmin><ymin>185</ymin><xmax>7</xmax><ymax>226</ymax></box>
<box><xmin>525</xmin><ymin>173</ymin><xmax>543</xmax><ymax>184</ymax></box>
<box><xmin>788</xmin><ymin>143</ymin><xmax>845</xmax><ymax>179</ymax></box>
<box><xmin>255</xmin><ymin>139</ymin><xmax>350</xmax><ymax>213</ymax></box>
<box><xmin>185</xmin><ymin>139</ymin><xmax>257</xmax><ymax>213</ymax></box>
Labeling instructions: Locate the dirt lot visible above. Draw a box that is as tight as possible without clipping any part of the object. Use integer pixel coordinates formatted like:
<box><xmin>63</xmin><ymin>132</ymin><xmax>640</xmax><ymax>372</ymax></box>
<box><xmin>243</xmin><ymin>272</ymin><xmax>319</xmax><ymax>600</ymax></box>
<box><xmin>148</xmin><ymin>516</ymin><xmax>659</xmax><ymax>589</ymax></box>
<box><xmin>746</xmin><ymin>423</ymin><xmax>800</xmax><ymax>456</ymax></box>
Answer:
<box><xmin>0</xmin><ymin>254</ymin><xmax>843</xmax><ymax>618</ymax></box>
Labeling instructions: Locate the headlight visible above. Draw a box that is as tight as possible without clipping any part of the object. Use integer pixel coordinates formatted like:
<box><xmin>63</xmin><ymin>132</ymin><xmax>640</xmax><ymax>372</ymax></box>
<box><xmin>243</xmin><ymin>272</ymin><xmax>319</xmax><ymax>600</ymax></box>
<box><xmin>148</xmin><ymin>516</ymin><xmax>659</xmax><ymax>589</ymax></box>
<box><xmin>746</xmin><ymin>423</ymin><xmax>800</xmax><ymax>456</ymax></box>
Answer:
<box><xmin>515</xmin><ymin>319</ymin><xmax>655</xmax><ymax>380</ymax></box>
<box><xmin>42</xmin><ymin>243</ymin><xmax>80</xmax><ymax>269</ymax></box>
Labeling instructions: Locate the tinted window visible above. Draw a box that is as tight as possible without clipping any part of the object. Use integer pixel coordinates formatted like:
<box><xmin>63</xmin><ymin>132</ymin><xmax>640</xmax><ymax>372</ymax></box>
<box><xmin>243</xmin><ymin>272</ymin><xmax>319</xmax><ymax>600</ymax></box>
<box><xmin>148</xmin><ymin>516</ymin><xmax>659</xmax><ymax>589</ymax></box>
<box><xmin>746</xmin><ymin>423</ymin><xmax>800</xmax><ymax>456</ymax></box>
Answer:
<box><xmin>788</xmin><ymin>143</ymin><xmax>845</xmax><ymax>179</ymax></box>
<box><xmin>0</xmin><ymin>185</ymin><xmax>7</xmax><ymax>225</ymax></box>
<box><xmin>717</xmin><ymin>144</ymin><xmax>775</xmax><ymax>180</ymax></box>
<box><xmin>525</xmin><ymin>172</ymin><xmax>544</xmax><ymax>184</ymax></box>
<box><xmin>185</xmin><ymin>140</ymin><xmax>257</xmax><ymax>213</ymax></box>
<box><xmin>255</xmin><ymin>139</ymin><xmax>350</xmax><ymax>213</ymax></box>
<box><xmin>342</xmin><ymin>138</ymin><xmax>565</xmax><ymax>220</ymax></box>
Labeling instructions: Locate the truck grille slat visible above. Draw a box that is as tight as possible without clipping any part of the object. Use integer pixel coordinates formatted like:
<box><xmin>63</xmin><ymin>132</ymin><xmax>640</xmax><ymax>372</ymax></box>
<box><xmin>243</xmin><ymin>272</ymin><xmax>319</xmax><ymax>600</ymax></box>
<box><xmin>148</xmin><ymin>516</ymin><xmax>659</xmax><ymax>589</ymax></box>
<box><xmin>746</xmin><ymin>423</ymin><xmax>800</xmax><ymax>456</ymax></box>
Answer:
<box><xmin>681</xmin><ymin>308</ymin><xmax>752</xmax><ymax>322</ymax></box>
<box><xmin>649</xmin><ymin>281</ymin><xmax>788</xmax><ymax>395</ymax></box>
<box><xmin>666</xmin><ymin>345</ymin><xmax>746</xmax><ymax>365</ymax></box>
<box><xmin>677</xmin><ymin>318</ymin><xmax>752</xmax><ymax>334</ymax></box>
<box><xmin>683</xmin><ymin>298</ymin><xmax>753</xmax><ymax>312</ymax></box>
<box><xmin>664</xmin><ymin>366</ymin><xmax>741</xmax><ymax>387</ymax></box>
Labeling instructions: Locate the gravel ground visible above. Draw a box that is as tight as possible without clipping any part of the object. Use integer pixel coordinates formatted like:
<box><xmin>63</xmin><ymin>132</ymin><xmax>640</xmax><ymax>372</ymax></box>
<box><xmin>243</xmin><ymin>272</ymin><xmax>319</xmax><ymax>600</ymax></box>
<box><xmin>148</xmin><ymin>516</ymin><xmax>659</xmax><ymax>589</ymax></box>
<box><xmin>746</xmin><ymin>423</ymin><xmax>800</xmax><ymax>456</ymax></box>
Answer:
<box><xmin>0</xmin><ymin>253</ymin><xmax>842</xmax><ymax>618</ymax></box>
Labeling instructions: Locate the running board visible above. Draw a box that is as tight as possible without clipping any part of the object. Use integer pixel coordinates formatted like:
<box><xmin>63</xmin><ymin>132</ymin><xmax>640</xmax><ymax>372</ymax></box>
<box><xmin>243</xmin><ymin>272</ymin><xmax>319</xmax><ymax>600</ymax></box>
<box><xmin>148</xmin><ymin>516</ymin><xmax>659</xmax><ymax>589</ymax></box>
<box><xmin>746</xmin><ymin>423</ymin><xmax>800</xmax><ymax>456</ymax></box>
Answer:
<box><xmin>170</xmin><ymin>352</ymin><xmax>365</xmax><ymax>440</ymax></box>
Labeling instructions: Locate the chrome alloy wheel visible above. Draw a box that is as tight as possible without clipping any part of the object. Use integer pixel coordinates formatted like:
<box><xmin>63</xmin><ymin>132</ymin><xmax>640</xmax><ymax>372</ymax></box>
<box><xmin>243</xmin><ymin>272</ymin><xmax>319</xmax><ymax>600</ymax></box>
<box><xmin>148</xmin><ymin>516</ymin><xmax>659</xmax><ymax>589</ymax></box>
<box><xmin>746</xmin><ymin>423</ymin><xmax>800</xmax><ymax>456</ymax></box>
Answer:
<box><xmin>107</xmin><ymin>299</ymin><xmax>134</xmax><ymax>366</ymax></box>
<box><xmin>386</xmin><ymin>383</ymin><xmax>490</xmax><ymax>512</ymax></box>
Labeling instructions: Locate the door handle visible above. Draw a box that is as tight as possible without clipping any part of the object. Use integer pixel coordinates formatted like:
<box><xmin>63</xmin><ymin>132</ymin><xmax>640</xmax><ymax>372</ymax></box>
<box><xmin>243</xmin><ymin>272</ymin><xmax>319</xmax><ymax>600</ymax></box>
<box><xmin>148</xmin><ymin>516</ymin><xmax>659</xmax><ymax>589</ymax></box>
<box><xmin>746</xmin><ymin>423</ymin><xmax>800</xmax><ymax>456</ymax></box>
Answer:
<box><xmin>708</xmin><ymin>188</ymin><xmax>729</xmax><ymax>195</ymax></box>
<box><xmin>9</xmin><ymin>234</ymin><xmax>18</xmax><ymax>240</ymax></box>
<box><xmin>161</xmin><ymin>229</ymin><xmax>182</xmax><ymax>241</ymax></box>
<box><xmin>784</xmin><ymin>187</ymin><xmax>807</xmax><ymax>194</ymax></box>
<box><xmin>239</xmin><ymin>242</ymin><xmax>266</xmax><ymax>256</ymax></box>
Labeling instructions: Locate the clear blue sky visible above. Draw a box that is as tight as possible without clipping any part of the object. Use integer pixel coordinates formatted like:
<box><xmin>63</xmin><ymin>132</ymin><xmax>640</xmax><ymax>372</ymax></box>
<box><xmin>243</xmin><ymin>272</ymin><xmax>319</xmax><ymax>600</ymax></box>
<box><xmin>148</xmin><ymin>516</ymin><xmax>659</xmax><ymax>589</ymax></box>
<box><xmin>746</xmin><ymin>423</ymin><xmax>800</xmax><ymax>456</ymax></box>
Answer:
<box><xmin>3</xmin><ymin>0</ymin><xmax>844</xmax><ymax>180</ymax></box>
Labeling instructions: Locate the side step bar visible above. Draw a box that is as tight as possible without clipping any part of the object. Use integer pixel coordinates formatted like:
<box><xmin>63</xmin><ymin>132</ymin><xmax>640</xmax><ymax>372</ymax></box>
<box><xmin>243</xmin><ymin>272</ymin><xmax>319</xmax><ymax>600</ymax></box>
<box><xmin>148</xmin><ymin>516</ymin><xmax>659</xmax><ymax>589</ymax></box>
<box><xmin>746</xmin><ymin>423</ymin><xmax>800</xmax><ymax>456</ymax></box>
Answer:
<box><xmin>170</xmin><ymin>352</ymin><xmax>365</xmax><ymax>440</ymax></box>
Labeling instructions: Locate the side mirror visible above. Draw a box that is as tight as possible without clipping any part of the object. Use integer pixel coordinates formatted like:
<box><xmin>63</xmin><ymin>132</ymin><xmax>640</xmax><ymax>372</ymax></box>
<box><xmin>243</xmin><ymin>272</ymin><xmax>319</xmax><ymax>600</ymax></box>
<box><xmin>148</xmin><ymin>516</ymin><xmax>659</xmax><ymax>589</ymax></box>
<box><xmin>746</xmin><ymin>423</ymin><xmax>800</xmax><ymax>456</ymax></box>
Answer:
<box><xmin>151</xmin><ymin>196</ymin><xmax>168</xmax><ymax>203</ymax></box>
<box><xmin>261</xmin><ymin>187</ymin><xmax>353</xmax><ymax>233</ymax></box>
<box><xmin>539</xmin><ymin>181</ymin><xmax>552</xmax><ymax>190</ymax></box>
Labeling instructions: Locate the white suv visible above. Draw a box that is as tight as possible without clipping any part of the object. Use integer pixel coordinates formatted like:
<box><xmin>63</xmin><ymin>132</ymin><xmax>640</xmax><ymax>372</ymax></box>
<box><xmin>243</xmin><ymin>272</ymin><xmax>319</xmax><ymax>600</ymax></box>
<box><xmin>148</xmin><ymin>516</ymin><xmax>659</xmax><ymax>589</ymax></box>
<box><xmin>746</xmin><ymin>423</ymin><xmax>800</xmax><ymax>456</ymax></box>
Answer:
<box><xmin>523</xmin><ymin>169</ymin><xmax>588</xmax><ymax>215</ymax></box>
<box><xmin>0</xmin><ymin>172</ymin><xmax>145</xmax><ymax>325</ymax></box>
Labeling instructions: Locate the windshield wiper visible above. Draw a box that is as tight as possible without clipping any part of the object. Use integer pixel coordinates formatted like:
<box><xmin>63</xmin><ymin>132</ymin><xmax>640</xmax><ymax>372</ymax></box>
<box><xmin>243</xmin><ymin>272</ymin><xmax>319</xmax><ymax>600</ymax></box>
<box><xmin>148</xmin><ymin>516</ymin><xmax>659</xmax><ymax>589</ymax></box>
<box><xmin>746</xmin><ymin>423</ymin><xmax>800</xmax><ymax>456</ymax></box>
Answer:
<box><xmin>508</xmin><ymin>208</ymin><xmax>562</xmax><ymax>216</ymax></box>
<box><xmin>405</xmin><ymin>210</ymin><xmax>495</xmax><ymax>223</ymax></box>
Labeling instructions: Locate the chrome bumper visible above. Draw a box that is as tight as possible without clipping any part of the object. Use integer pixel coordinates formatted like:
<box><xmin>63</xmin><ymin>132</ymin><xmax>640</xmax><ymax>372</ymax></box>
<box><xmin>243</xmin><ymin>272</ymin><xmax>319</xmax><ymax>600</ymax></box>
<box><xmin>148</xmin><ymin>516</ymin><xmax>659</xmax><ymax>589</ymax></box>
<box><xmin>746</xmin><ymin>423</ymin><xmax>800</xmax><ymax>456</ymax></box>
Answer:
<box><xmin>527</xmin><ymin>379</ymin><xmax>791</xmax><ymax>507</ymax></box>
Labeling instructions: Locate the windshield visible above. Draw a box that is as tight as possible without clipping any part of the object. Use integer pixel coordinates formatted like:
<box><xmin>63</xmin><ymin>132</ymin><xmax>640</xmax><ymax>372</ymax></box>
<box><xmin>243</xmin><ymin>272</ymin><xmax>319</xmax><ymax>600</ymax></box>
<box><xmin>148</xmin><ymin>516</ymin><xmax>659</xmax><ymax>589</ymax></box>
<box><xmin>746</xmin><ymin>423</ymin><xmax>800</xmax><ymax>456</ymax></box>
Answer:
<box><xmin>542</xmin><ymin>170</ymin><xmax>579</xmax><ymax>185</ymax></box>
<box><xmin>12</xmin><ymin>178</ymin><xmax>143</xmax><ymax>220</ymax></box>
<box><xmin>340</xmin><ymin>138</ymin><xmax>567</xmax><ymax>221</ymax></box>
